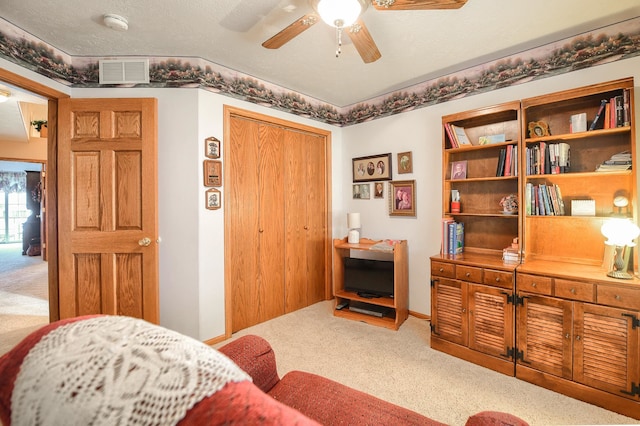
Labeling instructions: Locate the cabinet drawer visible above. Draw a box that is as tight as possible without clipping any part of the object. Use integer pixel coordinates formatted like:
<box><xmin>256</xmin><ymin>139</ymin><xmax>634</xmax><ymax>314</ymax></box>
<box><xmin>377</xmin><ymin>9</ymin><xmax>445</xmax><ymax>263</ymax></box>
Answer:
<box><xmin>431</xmin><ymin>261</ymin><xmax>455</xmax><ymax>278</ymax></box>
<box><xmin>597</xmin><ymin>285</ymin><xmax>640</xmax><ymax>309</ymax></box>
<box><xmin>483</xmin><ymin>269</ymin><xmax>513</xmax><ymax>289</ymax></box>
<box><xmin>456</xmin><ymin>265</ymin><xmax>483</xmax><ymax>283</ymax></box>
<box><xmin>554</xmin><ymin>279</ymin><xmax>595</xmax><ymax>302</ymax></box>
<box><xmin>517</xmin><ymin>274</ymin><xmax>552</xmax><ymax>295</ymax></box>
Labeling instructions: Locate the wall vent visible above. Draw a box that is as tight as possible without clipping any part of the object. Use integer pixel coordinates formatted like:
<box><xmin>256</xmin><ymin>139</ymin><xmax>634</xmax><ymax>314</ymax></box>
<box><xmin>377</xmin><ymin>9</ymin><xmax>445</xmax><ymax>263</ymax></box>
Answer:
<box><xmin>99</xmin><ymin>59</ymin><xmax>149</xmax><ymax>85</ymax></box>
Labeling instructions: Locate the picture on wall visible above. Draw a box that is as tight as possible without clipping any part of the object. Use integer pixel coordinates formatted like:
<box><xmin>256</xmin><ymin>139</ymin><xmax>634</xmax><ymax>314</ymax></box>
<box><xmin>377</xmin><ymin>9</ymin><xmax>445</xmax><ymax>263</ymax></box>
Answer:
<box><xmin>352</xmin><ymin>153</ymin><xmax>392</xmax><ymax>182</ymax></box>
<box><xmin>353</xmin><ymin>183</ymin><xmax>370</xmax><ymax>199</ymax></box>
<box><xmin>205</xmin><ymin>137</ymin><xmax>221</xmax><ymax>159</ymax></box>
<box><xmin>389</xmin><ymin>180</ymin><xmax>416</xmax><ymax>217</ymax></box>
<box><xmin>204</xmin><ymin>160</ymin><xmax>222</xmax><ymax>187</ymax></box>
<box><xmin>205</xmin><ymin>188</ymin><xmax>221</xmax><ymax>210</ymax></box>
<box><xmin>374</xmin><ymin>182</ymin><xmax>384</xmax><ymax>199</ymax></box>
<box><xmin>397</xmin><ymin>151</ymin><xmax>413</xmax><ymax>174</ymax></box>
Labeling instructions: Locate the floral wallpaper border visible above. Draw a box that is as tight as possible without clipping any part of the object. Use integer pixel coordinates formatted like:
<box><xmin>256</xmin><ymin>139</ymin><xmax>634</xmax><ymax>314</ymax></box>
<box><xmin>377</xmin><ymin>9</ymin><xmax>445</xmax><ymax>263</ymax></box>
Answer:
<box><xmin>1</xmin><ymin>16</ymin><xmax>639</xmax><ymax>127</ymax></box>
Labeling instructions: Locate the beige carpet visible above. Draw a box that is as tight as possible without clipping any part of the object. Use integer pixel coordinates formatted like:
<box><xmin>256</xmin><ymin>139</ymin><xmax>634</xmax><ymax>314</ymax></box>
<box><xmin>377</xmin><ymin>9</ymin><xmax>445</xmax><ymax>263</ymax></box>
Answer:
<box><xmin>217</xmin><ymin>300</ymin><xmax>638</xmax><ymax>426</ymax></box>
<box><xmin>0</xmin><ymin>242</ymin><xmax>49</xmax><ymax>356</ymax></box>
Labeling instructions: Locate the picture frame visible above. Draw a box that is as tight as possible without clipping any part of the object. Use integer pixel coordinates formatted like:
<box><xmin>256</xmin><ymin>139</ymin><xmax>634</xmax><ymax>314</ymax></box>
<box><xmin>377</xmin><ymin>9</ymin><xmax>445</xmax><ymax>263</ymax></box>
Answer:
<box><xmin>451</xmin><ymin>160</ymin><xmax>467</xmax><ymax>180</ymax></box>
<box><xmin>203</xmin><ymin>160</ymin><xmax>222</xmax><ymax>187</ymax></box>
<box><xmin>205</xmin><ymin>136</ymin><xmax>221</xmax><ymax>159</ymax></box>
<box><xmin>528</xmin><ymin>121</ymin><xmax>550</xmax><ymax>138</ymax></box>
<box><xmin>397</xmin><ymin>151</ymin><xmax>413</xmax><ymax>174</ymax></box>
<box><xmin>352</xmin><ymin>183</ymin><xmax>370</xmax><ymax>200</ymax></box>
<box><xmin>389</xmin><ymin>180</ymin><xmax>416</xmax><ymax>217</ymax></box>
<box><xmin>205</xmin><ymin>188</ymin><xmax>221</xmax><ymax>210</ymax></box>
<box><xmin>373</xmin><ymin>182</ymin><xmax>384</xmax><ymax>199</ymax></box>
<box><xmin>352</xmin><ymin>153</ymin><xmax>392</xmax><ymax>182</ymax></box>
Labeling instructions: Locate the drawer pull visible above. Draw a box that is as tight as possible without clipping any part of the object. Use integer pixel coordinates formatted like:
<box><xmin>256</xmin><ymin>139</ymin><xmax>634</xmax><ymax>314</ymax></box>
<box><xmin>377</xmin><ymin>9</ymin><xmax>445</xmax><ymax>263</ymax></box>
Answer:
<box><xmin>439</xmin><ymin>268</ymin><xmax>444</xmax><ymax>272</ymax></box>
<box><xmin>462</xmin><ymin>308</ymin><xmax>466</xmax><ymax>313</ymax></box>
<box><xmin>531</xmin><ymin>282</ymin><xmax>537</xmax><ymax>288</ymax></box>
<box><xmin>465</xmin><ymin>272</ymin><xmax>471</xmax><ymax>277</ymax></box>
<box><xmin>576</xmin><ymin>335</ymin><xmax>581</xmax><ymax>341</ymax></box>
<box><xmin>615</xmin><ymin>295</ymin><xmax>622</xmax><ymax>301</ymax></box>
<box><xmin>495</xmin><ymin>277</ymin><xmax>501</xmax><ymax>282</ymax></box>
<box><xmin>570</xmin><ymin>288</ymin><xmax>576</xmax><ymax>294</ymax></box>
<box><xmin>565</xmin><ymin>333</ymin><xmax>570</xmax><ymax>339</ymax></box>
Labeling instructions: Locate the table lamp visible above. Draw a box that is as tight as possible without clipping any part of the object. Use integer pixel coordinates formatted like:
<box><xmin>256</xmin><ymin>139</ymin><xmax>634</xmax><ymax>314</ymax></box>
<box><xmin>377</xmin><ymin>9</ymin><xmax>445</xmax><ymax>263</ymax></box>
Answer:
<box><xmin>347</xmin><ymin>213</ymin><xmax>361</xmax><ymax>244</ymax></box>
<box><xmin>601</xmin><ymin>216</ymin><xmax>640</xmax><ymax>279</ymax></box>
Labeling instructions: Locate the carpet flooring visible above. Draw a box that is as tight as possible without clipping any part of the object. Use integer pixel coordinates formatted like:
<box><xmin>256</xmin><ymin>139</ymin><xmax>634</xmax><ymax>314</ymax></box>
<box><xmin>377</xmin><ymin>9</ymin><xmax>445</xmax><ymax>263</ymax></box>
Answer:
<box><xmin>0</xmin><ymin>242</ymin><xmax>49</xmax><ymax>356</ymax></box>
<box><xmin>217</xmin><ymin>300</ymin><xmax>638</xmax><ymax>426</ymax></box>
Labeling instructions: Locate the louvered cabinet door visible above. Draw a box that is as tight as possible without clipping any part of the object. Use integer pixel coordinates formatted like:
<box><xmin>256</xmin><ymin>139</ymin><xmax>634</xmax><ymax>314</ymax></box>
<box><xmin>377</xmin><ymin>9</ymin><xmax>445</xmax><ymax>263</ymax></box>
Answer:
<box><xmin>468</xmin><ymin>284</ymin><xmax>514</xmax><ymax>359</ymax></box>
<box><xmin>432</xmin><ymin>277</ymin><xmax>468</xmax><ymax>346</ymax></box>
<box><xmin>574</xmin><ymin>303</ymin><xmax>640</xmax><ymax>400</ymax></box>
<box><xmin>517</xmin><ymin>294</ymin><xmax>573</xmax><ymax>379</ymax></box>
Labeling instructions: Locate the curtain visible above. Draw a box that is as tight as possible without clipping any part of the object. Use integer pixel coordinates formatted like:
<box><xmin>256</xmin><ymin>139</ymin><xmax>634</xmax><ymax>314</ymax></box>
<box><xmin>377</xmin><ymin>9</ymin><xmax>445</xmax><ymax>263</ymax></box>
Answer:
<box><xmin>0</xmin><ymin>171</ymin><xmax>27</xmax><ymax>193</ymax></box>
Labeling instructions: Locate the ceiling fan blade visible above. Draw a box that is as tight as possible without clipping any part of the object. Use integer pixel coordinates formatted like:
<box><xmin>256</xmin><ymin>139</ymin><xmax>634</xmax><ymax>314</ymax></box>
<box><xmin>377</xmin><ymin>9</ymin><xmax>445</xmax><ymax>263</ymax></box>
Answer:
<box><xmin>347</xmin><ymin>19</ymin><xmax>381</xmax><ymax>63</ymax></box>
<box><xmin>371</xmin><ymin>0</ymin><xmax>467</xmax><ymax>10</ymax></box>
<box><xmin>262</xmin><ymin>13</ymin><xmax>319</xmax><ymax>49</ymax></box>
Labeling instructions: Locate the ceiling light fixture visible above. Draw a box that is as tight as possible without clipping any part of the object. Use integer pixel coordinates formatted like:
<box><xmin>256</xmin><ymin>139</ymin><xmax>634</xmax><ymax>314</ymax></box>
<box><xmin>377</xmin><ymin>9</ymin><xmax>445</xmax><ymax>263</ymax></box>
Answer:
<box><xmin>0</xmin><ymin>88</ymin><xmax>10</xmax><ymax>103</ymax></box>
<box><xmin>103</xmin><ymin>13</ymin><xmax>129</xmax><ymax>31</ymax></box>
<box><xmin>312</xmin><ymin>0</ymin><xmax>368</xmax><ymax>57</ymax></box>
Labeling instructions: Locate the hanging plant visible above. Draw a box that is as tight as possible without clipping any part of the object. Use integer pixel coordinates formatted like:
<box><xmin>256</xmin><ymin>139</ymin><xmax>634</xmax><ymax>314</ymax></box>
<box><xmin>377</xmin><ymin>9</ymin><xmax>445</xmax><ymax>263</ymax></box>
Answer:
<box><xmin>30</xmin><ymin>120</ymin><xmax>47</xmax><ymax>132</ymax></box>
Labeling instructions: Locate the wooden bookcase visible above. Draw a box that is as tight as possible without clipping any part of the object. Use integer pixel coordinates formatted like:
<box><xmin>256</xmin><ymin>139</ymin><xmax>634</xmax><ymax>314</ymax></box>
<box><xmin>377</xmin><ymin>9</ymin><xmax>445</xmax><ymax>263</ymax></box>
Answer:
<box><xmin>432</xmin><ymin>78</ymin><xmax>640</xmax><ymax>420</ymax></box>
<box><xmin>333</xmin><ymin>237</ymin><xmax>408</xmax><ymax>330</ymax></box>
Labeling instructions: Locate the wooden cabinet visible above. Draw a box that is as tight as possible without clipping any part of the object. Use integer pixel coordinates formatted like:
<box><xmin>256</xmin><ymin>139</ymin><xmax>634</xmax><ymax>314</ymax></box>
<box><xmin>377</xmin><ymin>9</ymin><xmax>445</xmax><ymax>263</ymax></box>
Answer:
<box><xmin>430</xmin><ymin>256</ymin><xmax>515</xmax><ymax>376</ymax></box>
<box><xmin>226</xmin><ymin>109</ymin><xmax>330</xmax><ymax>333</ymax></box>
<box><xmin>333</xmin><ymin>238</ymin><xmax>408</xmax><ymax>330</ymax></box>
<box><xmin>516</xmin><ymin>267</ymin><xmax>640</xmax><ymax>418</ymax></box>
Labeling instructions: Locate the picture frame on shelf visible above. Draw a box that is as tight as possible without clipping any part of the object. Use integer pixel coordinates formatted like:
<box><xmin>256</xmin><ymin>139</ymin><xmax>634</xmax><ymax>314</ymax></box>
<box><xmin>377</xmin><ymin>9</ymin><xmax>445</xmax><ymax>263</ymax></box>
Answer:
<box><xmin>352</xmin><ymin>153</ymin><xmax>392</xmax><ymax>182</ymax></box>
<box><xmin>205</xmin><ymin>136</ymin><xmax>221</xmax><ymax>159</ymax></box>
<box><xmin>397</xmin><ymin>151</ymin><xmax>413</xmax><ymax>174</ymax></box>
<box><xmin>527</xmin><ymin>121</ymin><xmax>550</xmax><ymax>138</ymax></box>
<box><xmin>205</xmin><ymin>188</ymin><xmax>221</xmax><ymax>210</ymax></box>
<box><xmin>203</xmin><ymin>160</ymin><xmax>222</xmax><ymax>187</ymax></box>
<box><xmin>353</xmin><ymin>183</ymin><xmax>370</xmax><ymax>199</ymax></box>
<box><xmin>389</xmin><ymin>180</ymin><xmax>416</xmax><ymax>217</ymax></box>
<box><xmin>451</xmin><ymin>160</ymin><xmax>467</xmax><ymax>180</ymax></box>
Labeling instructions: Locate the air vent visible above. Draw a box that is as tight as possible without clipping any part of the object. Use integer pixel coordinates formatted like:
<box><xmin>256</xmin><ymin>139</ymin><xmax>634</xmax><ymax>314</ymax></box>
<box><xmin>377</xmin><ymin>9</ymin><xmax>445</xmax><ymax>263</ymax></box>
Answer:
<box><xmin>99</xmin><ymin>59</ymin><xmax>149</xmax><ymax>85</ymax></box>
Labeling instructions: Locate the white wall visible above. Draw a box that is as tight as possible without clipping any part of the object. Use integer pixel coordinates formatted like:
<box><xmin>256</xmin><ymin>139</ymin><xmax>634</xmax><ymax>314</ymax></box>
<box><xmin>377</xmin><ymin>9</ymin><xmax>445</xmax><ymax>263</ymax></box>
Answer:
<box><xmin>3</xmin><ymin>54</ymin><xmax>639</xmax><ymax>339</ymax></box>
<box><xmin>343</xmin><ymin>56</ymin><xmax>640</xmax><ymax>315</ymax></box>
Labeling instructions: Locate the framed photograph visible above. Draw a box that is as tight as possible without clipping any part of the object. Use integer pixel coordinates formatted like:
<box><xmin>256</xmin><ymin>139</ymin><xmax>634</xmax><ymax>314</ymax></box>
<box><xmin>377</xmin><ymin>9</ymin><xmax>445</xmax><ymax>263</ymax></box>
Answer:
<box><xmin>389</xmin><ymin>180</ymin><xmax>416</xmax><ymax>217</ymax></box>
<box><xmin>205</xmin><ymin>188</ymin><xmax>221</xmax><ymax>210</ymax></box>
<box><xmin>205</xmin><ymin>136</ymin><xmax>221</xmax><ymax>159</ymax></box>
<box><xmin>352</xmin><ymin>183</ymin><xmax>370</xmax><ymax>200</ymax></box>
<box><xmin>397</xmin><ymin>151</ymin><xmax>413</xmax><ymax>174</ymax></box>
<box><xmin>352</xmin><ymin>153</ymin><xmax>392</xmax><ymax>182</ymax></box>
<box><xmin>204</xmin><ymin>160</ymin><xmax>222</xmax><ymax>187</ymax></box>
<box><xmin>451</xmin><ymin>160</ymin><xmax>467</xmax><ymax>180</ymax></box>
<box><xmin>373</xmin><ymin>182</ymin><xmax>384</xmax><ymax>199</ymax></box>
<box><xmin>527</xmin><ymin>121</ymin><xmax>550</xmax><ymax>138</ymax></box>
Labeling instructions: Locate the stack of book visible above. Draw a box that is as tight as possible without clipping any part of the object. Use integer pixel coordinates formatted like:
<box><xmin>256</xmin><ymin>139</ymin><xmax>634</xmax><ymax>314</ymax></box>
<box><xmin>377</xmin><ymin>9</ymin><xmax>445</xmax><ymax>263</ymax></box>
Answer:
<box><xmin>596</xmin><ymin>151</ymin><xmax>632</xmax><ymax>172</ymax></box>
<box><xmin>588</xmin><ymin>89</ymin><xmax>631</xmax><ymax>131</ymax></box>
<box><xmin>502</xmin><ymin>238</ymin><xmax>520</xmax><ymax>263</ymax></box>
<box><xmin>496</xmin><ymin>144</ymin><xmax>518</xmax><ymax>177</ymax></box>
<box><xmin>525</xmin><ymin>142</ymin><xmax>570</xmax><ymax>175</ymax></box>
<box><xmin>441</xmin><ymin>218</ymin><xmax>464</xmax><ymax>255</ymax></box>
<box><xmin>525</xmin><ymin>183</ymin><xmax>565</xmax><ymax>216</ymax></box>
<box><xmin>443</xmin><ymin>123</ymin><xmax>472</xmax><ymax>148</ymax></box>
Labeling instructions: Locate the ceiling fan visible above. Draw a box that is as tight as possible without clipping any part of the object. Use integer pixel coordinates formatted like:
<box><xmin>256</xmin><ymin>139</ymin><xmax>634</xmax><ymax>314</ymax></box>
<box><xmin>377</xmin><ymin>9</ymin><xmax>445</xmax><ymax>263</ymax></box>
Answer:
<box><xmin>262</xmin><ymin>0</ymin><xmax>468</xmax><ymax>63</ymax></box>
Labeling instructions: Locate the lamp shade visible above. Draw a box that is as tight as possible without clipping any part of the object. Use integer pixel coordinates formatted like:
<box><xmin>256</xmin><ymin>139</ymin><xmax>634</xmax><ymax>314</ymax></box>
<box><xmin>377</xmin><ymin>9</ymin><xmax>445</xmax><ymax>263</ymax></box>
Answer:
<box><xmin>601</xmin><ymin>218</ymin><xmax>640</xmax><ymax>247</ymax></box>
<box><xmin>347</xmin><ymin>212</ymin><xmax>361</xmax><ymax>229</ymax></box>
<box><xmin>316</xmin><ymin>0</ymin><xmax>364</xmax><ymax>28</ymax></box>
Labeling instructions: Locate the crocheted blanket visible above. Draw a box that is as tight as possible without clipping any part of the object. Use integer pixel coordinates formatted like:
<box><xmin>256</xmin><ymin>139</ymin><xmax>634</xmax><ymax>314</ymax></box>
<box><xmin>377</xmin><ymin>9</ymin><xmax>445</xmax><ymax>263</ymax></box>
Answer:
<box><xmin>7</xmin><ymin>316</ymin><xmax>250</xmax><ymax>426</ymax></box>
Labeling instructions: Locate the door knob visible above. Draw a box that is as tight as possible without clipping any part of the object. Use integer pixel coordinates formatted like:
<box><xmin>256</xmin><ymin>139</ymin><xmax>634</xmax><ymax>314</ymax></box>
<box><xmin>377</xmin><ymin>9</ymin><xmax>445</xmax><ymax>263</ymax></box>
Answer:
<box><xmin>138</xmin><ymin>237</ymin><xmax>151</xmax><ymax>247</ymax></box>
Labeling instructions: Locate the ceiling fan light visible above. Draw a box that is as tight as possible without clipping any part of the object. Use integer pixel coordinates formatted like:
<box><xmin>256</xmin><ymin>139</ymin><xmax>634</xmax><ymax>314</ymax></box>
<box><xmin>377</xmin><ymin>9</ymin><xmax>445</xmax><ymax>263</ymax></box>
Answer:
<box><xmin>316</xmin><ymin>0</ymin><xmax>363</xmax><ymax>28</ymax></box>
<box><xmin>0</xmin><ymin>88</ymin><xmax>10</xmax><ymax>103</ymax></box>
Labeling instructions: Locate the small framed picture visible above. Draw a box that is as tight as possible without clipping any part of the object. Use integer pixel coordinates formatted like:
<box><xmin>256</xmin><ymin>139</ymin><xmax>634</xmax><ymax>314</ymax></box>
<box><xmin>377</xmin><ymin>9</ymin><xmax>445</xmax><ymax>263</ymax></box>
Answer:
<box><xmin>204</xmin><ymin>160</ymin><xmax>222</xmax><ymax>187</ymax></box>
<box><xmin>205</xmin><ymin>137</ymin><xmax>221</xmax><ymax>159</ymax></box>
<box><xmin>527</xmin><ymin>121</ymin><xmax>550</xmax><ymax>138</ymax></box>
<box><xmin>205</xmin><ymin>188</ymin><xmax>221</xmax><ymax>210</ymax></box>
<box><xmin>397</xmin><ymin>151</ymin><xmax>413</xmax><ymax>174</ymax></box>
<box><xmin>352</xmin><ymin>153</ymin><xmax>392</xmax><ymax>182</ymax></box>
<box><xmin>451</xmin><ymin>160</ymin><xmax>467</xmax><ymax>180</ymax></box>
<box><xmin>374</xmin><ymin>182</ymin><xmax>384</xmax><ymax>199</ymax></box>
<box><xmin>389</xmin><ymin>180</ymin><xmax>416</xmax><ymax>217</ymax></box>
<box><xmin>352</xmin><ymin>183</ymin><xmax>370</xmax><ymax>199</ymax></box>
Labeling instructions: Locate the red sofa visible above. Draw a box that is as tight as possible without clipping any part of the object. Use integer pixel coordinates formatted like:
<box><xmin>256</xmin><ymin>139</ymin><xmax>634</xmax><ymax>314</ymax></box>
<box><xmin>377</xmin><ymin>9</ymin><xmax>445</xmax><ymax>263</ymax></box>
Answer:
<box><xmin>0</xmin><ymin>316</ymin><xmax>528</xmax><ymax>425</ymax></box>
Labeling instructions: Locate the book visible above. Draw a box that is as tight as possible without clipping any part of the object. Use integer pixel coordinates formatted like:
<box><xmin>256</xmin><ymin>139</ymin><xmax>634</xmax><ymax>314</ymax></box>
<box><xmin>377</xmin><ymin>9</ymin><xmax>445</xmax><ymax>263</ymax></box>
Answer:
<box><xmin>450</xmin><ymin>124</ymin><xmax>472</xmax><ymax>146</ymax></box>
<box><xmin>615</xmin><ymin>95</ymin><xmax>624</xmax><ymax>127</ymax></box>
<box><xmin>525</xmin><ymin>183</ymin><xmax>532</xmax><ymax>215</ymax></box>
<box><xmin>496</xmin><ymin>148</ymin><xmax>506</xmax><ymax>177</ymax></box>
<box><xmin>479</xmin><ymin>134</ymin><xmax>506</xmax><ymax>145</ymax></box>
<box><xmin>455</xmin><ymin>222</ymin><xmax>464</xmax><ymax>254</ymax></box>
<box><xmin>589</xmin><ymin>99</ymin><xmax>608</xmax><ymax>131</ymax></box>
<box><xmin>504</xmin><ymin>145</ymin><xmax>512</xmax><ymax>176</ymax></box>
<box><xmin>554</xmin><ymin>184</ymin><xmax>565</xmax><ymax>215</ymax></box>
<box><xmin>444</xmin><ymin>123</ymin><xmax>458</xmax><ymax>148</ymax></box>
<box><xmin>623</xmin><ymin>89</ymin><xmax>631</xmax><ymax>126</ymax></box>
<box><xmin>448</xmin><ymin>221</ymin><xmax>456</xmax><ymax>255</ymax></box>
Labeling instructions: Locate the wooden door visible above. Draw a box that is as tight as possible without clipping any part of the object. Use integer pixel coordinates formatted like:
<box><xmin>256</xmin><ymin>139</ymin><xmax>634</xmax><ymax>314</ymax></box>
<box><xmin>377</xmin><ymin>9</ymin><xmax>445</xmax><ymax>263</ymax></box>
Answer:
<box><xmin>573</xmin><ymin>303</ymin><xmax>640</xmax><ymax>400</ymax></box>
<box><xmin>305</xmin><ymin>134</ymin><xmax>327</xmax><ymax>304</ymax></box>
<box><xmin>57</xmin><ymin>98</ymin><xmax>159</xmax><ymax>323</ymax></box>
<box><xmin>468</xmin><ymin>283</ymin><xmax>514</xmax><ymax>359</ymax></box>
<box><xmin>516</xmin><ymin>294</ymin><xmax>572</xmax><ymax>378</ymax></box>
<box><xmin>431</xmin><ymin>277</ymin><xmax>468</xmax><ymax>345</ymax></box>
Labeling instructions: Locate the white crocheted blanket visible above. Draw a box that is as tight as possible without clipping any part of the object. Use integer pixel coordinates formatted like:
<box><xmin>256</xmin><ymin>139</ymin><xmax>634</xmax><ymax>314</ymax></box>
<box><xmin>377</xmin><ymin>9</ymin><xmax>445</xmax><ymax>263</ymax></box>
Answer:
<box><xmin>11</xmin><ymin>316</ymin><xmax>250</xmax><ymax>426</ymax></box>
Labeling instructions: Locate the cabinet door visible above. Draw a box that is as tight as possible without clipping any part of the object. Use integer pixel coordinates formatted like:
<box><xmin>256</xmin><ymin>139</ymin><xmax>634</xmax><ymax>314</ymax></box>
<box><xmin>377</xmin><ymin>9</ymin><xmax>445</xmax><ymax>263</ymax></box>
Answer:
<box><xmin>574</xmin><ymin>303</ymin><xmax>640</xmax><ymax>400</ymax></box>
<box><xmin>517</xmin><ymin>294</ymin><xmax>572</xmax><ymax>379</ymax></box>
<box><xmin>432</xmin><ymin>277</ymin><xmax>468</xmax><ymax>346</ymax></box>
<box><xmin>468</xmin><ymin>284</ymin><xmax>514</xmax><ymax>359</ymax></box>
